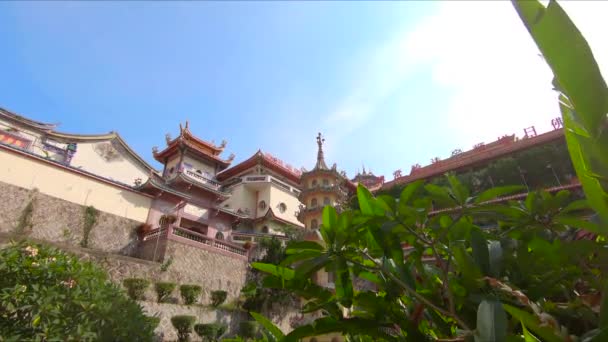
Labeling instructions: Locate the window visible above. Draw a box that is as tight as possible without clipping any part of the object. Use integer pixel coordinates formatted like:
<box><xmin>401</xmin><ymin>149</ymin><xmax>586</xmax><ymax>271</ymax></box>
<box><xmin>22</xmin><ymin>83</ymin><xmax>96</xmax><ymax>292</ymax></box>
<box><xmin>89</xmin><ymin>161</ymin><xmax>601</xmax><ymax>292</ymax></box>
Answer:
<box><xmin>311</xmin><ymin>179</ymin><xmax>318</xmax><ymax>187</ymax></box>
<box><xmin>169</xmin><ymin>166</ymin><xmax>175</xmax><ymax>174</ymax></box>
<box><xmin>323</xmin><ymin>197</ymin><xmax>330</xmax><ymax>205</ymax></box>
<box><xmin>196</xmin><ymin>169</ymin><xmax>202</xmax><ymax>174</ymax></box>
<box><xmin>278</xmin><ymin>202</ymin><xmax>287</xmax><ymax>213</ymax></box>
<box><xmin>311</xmin><ymin>219</ymin><xmax>318</xmax><ymax>229</ymax></box>
<box><xmin>261</xmin><ymin>226</ymin><xmax>269</xmax><ymax>234</ymax></box>
<box><xmin>215</xmin><ymin>232</ymin><xmax>224</xmax><ymax>240</ymax></box>
<box><xmin>311</xmin><ymin>198</ymin><xmax>318</xmax><ymax>207</ymax></box>
<box><xmin>258</xmin><ymin>200</ymin><xmax>267</xmax><ymax>210</ymax></box>
<box><xmin>322</xmin><ymin>179</ymin><xmax>329</xmax><ymax>186</ymax></box>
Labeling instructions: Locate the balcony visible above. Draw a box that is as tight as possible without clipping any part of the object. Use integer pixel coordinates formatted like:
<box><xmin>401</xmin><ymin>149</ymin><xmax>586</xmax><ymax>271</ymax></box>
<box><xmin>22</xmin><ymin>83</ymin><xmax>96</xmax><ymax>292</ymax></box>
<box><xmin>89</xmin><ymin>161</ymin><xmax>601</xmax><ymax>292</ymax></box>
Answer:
<box><xmin>234</xmin><ymin>175</ymin><xmax>300</xmax><ymax>194</ymax></box>
<box><xmin>183</xmin><ymin>169</ymin><xmax>223</xmax><ymax>191</ymax></box>
<box><xmin>142</xmin><ymin>225</ymin><xmax>248</xmax><ymax>259</ymax></box>
<box><xmin>231</xmin><ymin>231</ymin><xmax>289</xmax><ymax>244</ymax></box>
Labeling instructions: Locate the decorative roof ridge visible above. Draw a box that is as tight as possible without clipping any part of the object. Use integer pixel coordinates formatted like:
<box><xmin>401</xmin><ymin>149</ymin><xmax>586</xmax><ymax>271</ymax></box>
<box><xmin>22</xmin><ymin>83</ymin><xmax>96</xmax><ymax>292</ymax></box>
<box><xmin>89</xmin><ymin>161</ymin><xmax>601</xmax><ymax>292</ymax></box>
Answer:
<box><xmin>314</xmin><ymin>132</ymin><xmax>329</xmax><ymax>170</ymax></box>
<box><xmin>178</xmin><ymin>121</ymin><xmax>226</xmax><ymax>154</ymax></box>
<box><xmin>0</xmin><ymin>106</ymin><xmax>58</xmax><ymax>131</ymax></box>
<box><xmin>216</xmin><ymin>149</ymin><xmax>301</xmax><ymax>182</ymax></box>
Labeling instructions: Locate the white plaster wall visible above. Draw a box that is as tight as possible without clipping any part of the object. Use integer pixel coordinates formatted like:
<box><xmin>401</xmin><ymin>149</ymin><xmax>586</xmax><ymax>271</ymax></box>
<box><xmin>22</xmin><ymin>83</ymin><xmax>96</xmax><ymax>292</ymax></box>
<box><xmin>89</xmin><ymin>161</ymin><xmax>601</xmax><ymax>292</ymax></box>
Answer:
<box><xmin>183</xmin><ymin>155</ymin><xmax>216</xmax><ymax>176</ymax></box>
<box><xmin>0</xmin><ymin>149</ymin><xmax>152</xmax><ymax>221</ymax></box>
<box><xmin>268</xmin><ymin>186</ymin><xmax>302</xmax><ymax>226</ymax></box>
<box><xmin>221</xmin><ymin>184</ymin><xmax>256</xmax><ymax>217</ymax></box>
<box><xmin>69</xmin><ymin>141</ymin><xmax>149</xmax><ymax>186</ymax></box>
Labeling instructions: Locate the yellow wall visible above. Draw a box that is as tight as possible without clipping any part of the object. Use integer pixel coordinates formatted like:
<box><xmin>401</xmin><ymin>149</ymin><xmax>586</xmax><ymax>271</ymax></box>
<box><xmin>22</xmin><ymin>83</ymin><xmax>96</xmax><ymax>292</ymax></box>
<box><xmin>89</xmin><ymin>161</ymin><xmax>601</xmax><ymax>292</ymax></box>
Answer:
<box><xmin>69</xmin><ymin>141</ymin><xmax>150</xmax><ymax>186</ymax></box>
<box><xmin>268</xmin><ymin>186</ymin><xmax>301</xmax><ymax>226</ymax></box>
<box><xmin>0</xmin><ymin>148</ymin><xmax>152</xmax><ymax>222</ymax></box>
<box><xmin>222</xmin><ymin>184</ymin><xmax>256</xmax><ymax>216</ymax></box>
<box><xmin>183</xmin><ymin>155</ymin><xmax>216</xmax><ymax>176</ymax></box>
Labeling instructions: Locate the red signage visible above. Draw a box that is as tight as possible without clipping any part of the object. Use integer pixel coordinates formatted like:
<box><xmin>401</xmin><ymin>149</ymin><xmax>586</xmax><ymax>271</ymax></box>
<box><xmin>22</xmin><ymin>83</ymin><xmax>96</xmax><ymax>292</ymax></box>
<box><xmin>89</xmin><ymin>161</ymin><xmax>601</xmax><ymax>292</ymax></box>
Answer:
<box><xmin>0</xmin><ymin>131</ymin><xmax>31</xmax><ymax>149</ymax></box>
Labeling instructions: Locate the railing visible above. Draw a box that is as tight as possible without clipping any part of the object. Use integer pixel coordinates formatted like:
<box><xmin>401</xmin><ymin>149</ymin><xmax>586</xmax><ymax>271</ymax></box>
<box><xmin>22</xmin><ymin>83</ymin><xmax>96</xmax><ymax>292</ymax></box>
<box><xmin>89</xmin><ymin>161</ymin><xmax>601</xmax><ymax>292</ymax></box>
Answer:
<box><xmin>231</xmin><ymin>231</ymin><xmax>289</xmax><ymax>243</ymax></box>
<box><xmin>241</xmin><ymin>175</ymin><xmax>299</xmax><ymax>194</ymax></box>
<box><xmin>142</xmin><ymin>225</ymin><xmax>247</xmax><ymax>257</ymax></box>
<box><xmin>172</xmin><ymin>226</ymin><xmax>247</xmax><ymax>256</ymax></box>
<box><xmin>184</xmin><ymin>170</ymin><xmax>222</xmax><ymax>190</ymax></box>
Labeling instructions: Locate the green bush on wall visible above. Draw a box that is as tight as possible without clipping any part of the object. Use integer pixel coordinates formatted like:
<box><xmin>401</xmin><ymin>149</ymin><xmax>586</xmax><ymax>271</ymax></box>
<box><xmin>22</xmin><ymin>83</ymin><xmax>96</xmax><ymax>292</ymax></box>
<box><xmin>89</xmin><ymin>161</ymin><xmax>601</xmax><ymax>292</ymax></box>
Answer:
<box><xmin>210</xmin><ymin>290</ymin><xmax>228</xmax><ymax>307</ymax></box>
<box><xmin>179</xmin><ymin>284</ymin><xmax>202</xmax><ymax>305</ymax></box>
<box><xmin>154</xmin><ymin>282</ymin><xmax>176</xmax><ymax>303</ymax></box>
<box><xmin>123</xmin><ymin>278</ymin><xmax>150</xmax><ymax>301</ymax></box>
<box><xmin>171</xmin><ymin>315</ymin><xmax>196</xmax><ymax>342</ymax></box>
<box><xmin>238</xmin><ymin>321</ymin><xmax>259</xmax><ymax>339</ymax></box>
<box><xmin>194</xmin><ymin>323</ymin><xmax>226</xmax><ymax>342</ymax></box>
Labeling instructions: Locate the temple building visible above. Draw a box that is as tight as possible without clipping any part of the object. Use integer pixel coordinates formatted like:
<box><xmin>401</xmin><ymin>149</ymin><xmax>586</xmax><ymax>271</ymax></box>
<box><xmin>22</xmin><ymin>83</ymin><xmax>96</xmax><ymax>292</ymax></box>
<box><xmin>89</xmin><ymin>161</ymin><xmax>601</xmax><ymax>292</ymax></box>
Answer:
<box><xmin>216</xmin><ymin>150</ymin><xmax>304</xmax><ymax>244</ymax></box>
<box><xmin>351</xmin><ymin>166</ymin><xmax>385</xmax><ymax>192</ymax></box>
<box><xmin>298</xmin><ymin>133</ymin><xmax>355</xmax><ymax>230</ymax></box>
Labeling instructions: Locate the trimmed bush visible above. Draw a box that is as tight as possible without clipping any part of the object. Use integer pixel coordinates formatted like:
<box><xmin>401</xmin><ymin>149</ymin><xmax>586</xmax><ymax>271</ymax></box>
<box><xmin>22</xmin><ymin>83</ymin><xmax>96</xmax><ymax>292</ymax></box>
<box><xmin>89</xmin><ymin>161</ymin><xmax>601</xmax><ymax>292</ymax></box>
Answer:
<box><xmin>0</xmin><ymin>242</ymin><xmax>155</xmax><ymax>341</ymax></box>
<box><xmin>148</xmin><ymin>316</ymin><xmax>161</xmax><ymax>330</ymax></box>
<box><xmin>239</xmin><ymin>321</ymin><xmax>259</xmax><ymax>339</ymax></box>
<box><xmin>210</xmin><ymin>290</ymin><xmax>228</xmax><ymax>307</ymax></box>
<box><xmin>171</xmin><ymin>315</ymin><xmax>196</xmax><ymax>342</ymax></box>
<box><xmin>180</xmin><ymin>284</ymin><xmax>202</xmax><ymax>305</ymax></box>
<box><xmin>154</xmin><ymin>282</ymin><xmax>176</xmax><ymax>303</ymax></box>
<box><xmin>194</xmin><ymin>323</ymin><xmax>226</xmax><ymax>341</ymax></box>
<box><xmin>123</xmin><ymin>278</ymin><xmax>150</xmax><ymax>300</ymax></box>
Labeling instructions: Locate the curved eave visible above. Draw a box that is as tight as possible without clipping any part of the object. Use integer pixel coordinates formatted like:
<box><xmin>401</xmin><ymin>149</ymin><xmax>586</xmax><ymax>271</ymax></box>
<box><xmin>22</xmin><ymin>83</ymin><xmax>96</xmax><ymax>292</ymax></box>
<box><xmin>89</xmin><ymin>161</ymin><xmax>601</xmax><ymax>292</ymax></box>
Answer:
<box><xmin>216</xmin><ymin>150</ymin><xmax>301</xmax><ymax>184</ymax></box>
<box><xmin>217</xmin><ymin>206</ymin><xmax>249</xmax><ymax>219</ymax></box>
<box><xmin>255</xmin><ymin>208</ymin><xmax>304</xmax><ymax>227</ymax></box>
<box><xmin>181</xmin><ymin>128</ymin><xmax>224</xmax><ymax>153</ymax></box>
<box><xmin>154</xmin><ymin>140</ymin><xmax>231</xmax><ymax>167</ymax></box>
<box><xmin>0</xmin><ymin>107</ymin><xmax>58</xmax><ymax>131</ymax></box>
<box><xmin>135</xmin><ymin>178</ymin><xmax>192</xmax><ymax>199</ymax></box>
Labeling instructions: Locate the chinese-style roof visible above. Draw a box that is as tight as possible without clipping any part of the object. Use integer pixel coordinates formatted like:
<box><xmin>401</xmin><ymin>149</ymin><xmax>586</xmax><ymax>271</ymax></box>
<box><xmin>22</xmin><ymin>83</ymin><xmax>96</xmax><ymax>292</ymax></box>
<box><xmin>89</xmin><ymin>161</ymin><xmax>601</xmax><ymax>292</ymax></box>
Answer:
<box><xmin>216</xmin><ymin>150</ymin><xmax>302</xmax><ymax>185</ymax></box>
<box><xmin>153</xmin><ymin>121</ymin><xmax>234</xmax><ymax>168</ymax></box>
<box><xmin>168</xmin><ymin>173</ymin><xmax>231</xmax><ymax>198</ymax></box>
<box><xmin>135</xmin><ymin>176</ymin><xmax>194</xmax><ymax>200</ymax></box>
<box><xmin>253</xmin><ymin>207</ymin><xmax>304</xmax><ymax>227</ymax></box>
<box><xmin>0</xmin><ymin>106</ymin><xmax>158</xmax><ymax>174</ymax></box>
<box><xmin>382</xmin><ymin>128</ymin><xmax>565</xmax><ymax>190</ymax></box>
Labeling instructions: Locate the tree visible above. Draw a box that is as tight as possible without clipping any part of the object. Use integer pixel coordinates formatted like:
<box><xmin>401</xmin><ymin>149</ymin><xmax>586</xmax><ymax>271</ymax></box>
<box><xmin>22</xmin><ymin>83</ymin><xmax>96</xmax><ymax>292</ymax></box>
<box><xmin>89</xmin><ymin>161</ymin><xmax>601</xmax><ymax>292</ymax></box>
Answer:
<box><xmin>0</xmin><ymin>241</ymin><xmax>157</xmax><ymax>341</ymax></box>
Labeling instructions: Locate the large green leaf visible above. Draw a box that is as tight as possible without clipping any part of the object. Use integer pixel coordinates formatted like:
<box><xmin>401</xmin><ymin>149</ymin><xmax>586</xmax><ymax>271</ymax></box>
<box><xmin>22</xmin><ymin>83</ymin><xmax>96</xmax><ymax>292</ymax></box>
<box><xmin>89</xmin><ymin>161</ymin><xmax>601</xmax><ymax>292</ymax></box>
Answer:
<box><xmin>503</xmin><ymin>304</ymin><xmax>562</xmax><ymax>342</ymax></box>
<box><xmin>475</xmin><ymin>299</ymin><xmax>508</xmax><ymax>342</ymax></box>
<box><xmin>357</xmin><ymin>185</ymin><xmax>384</xmax><ymax>217</ymax></box>
<box><xmin>447</xmin><ymin>174</ymin><xmax>470</xmax><ymax>205</ymax></box>
<box><xmin>471</xmin><ymin>229</ymin><xmax>490</xmax><ymax>276</ymax></box>
<box><xmin>284</xmin><ymin>317</ymin><xmax>396</xmax><ymax>342</ymax></box>
<box><xmin>399</xmin><ymin>180</ymin><xmax>424</xmax><ymax>205</ymax></box>
<box><xmin>323</xmin><ymin>206</ymin><xmax>338</xmax><ymax>230</ymax></box>
<box><xmin>512</xmin><ymin>0</ymin><xmax>608</xmax><ymax>230</ymax></box>
<box><xmin>334</xmin><ymin>256</ymin><xmax>353</xmax><ymax>307</ymax></box>
<box><xmin>250</xmin><ymin>312</ymin><xmax>284</xmax><ymax>342</ymax></box>
<box><xmin>252</xmin><ymin>263</ymin><xmax>295</xmax><ymax>280</ymax></box>
<box><xmin>521</xmin><ymin>321</ymin><xmax>541</xmax><ymax>342</ymax></box>
<box><xmin>453</xmin><ymin>244</ymin><xmax>482</xmax><ymax>289</ymax></box>
<box><xmin>285</xmin><ymin>241</ymin><xmax>324</xmax><ymax>254</ymax></box>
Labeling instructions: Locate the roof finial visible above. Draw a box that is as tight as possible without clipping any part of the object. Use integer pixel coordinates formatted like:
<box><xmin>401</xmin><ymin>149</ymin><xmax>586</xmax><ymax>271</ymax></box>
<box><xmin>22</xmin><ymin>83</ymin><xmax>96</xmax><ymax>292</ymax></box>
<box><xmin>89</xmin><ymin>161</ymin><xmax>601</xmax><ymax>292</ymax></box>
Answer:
<box><xmin>315</xmin><ymin>132</ymin><xmax>328</xmax><ymax>170</ymax></box>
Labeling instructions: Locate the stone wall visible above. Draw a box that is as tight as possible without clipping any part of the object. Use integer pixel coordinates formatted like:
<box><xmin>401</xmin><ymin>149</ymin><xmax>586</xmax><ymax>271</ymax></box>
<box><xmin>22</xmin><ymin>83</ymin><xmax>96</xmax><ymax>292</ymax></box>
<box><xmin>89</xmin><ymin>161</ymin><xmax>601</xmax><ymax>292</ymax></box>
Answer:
<box><xmin>0</xmin><ymin>180</ymin><xmax>142</xmax><ymax>255</ymax></box>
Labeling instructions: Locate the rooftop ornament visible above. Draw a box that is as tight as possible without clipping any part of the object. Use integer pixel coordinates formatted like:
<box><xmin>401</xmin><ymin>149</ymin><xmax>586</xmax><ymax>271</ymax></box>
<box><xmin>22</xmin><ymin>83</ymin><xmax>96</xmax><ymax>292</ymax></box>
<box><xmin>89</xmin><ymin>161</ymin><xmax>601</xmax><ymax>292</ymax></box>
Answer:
<box><xmin>410</xmin><ymin>164</ymin><xmax>422</xmax><ymax>174</ymax></box>
<box><xmin>431</xmin><ymin>157</ymin><xmax>441</xmax><ymax>164</ymax></box>
<box><xmin>474</xmin><ymin>142</ymin><xmax>485</xmax><ymax>149</ymax></box>
<box><xmin>393</xmin><ymin>169</ymin><xmax>402</xmax><ymax>179</ymax></box>
<box><xmin>451</xmin><ymin>149</ymin><xmax>463</xmax><ymax>157</ymax></box>
<box><xmin>165</xmin><ymin>133</ymin><xmax>172</xmax><ymax>145</ymax></box>
<box><xmin>523</xmin><ymin>126</ymin><xmax>537</xmax><ymax>138</ymax></box>
<box><xmin>314</xmin><ymin>132</ymin><xmax>329</xmax><ymax>170</ymax></box>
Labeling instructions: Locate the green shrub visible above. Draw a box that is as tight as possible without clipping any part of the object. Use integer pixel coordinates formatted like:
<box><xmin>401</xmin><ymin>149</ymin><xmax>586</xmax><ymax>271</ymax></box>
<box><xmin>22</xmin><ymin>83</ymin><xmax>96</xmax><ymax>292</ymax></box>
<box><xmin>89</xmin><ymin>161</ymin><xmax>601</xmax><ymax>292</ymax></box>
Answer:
<box><xmin>0</xmin><ymin>241</ymin><xmax>155</xmax><ymax>341</ymax></box>
<box><xmin>80</xmin><ymin>205</ymin><xmax>98</xmax><ymax>248</ymax></box>
<box><xmin>239</xmin><ymin>321</ymin><xmax>259</xmax><ymax>339</ymax></box>
<box><xmin>123</xmin><ymin>278</ymin><xmax>150</xmax><ymax>300</ymax></box>
<box><xmin>180</xmin><ymin>284</ymin><xmax>202</xmax><ymax>305</ymax></box>
<box><xmin>154</xmin><ymin>282</ymin><xmax>176</xmax><ymax>303</ymax></box>
<box><xmin>194</xmin><ymin>323</ymin><xmax>226</xmax><ymax>341</ymax></box>
<box><xmin>148</xmin><ymin>316</ymin><xmax>161</xmax><ymax>330</ymax></box>
<box><xmin>210</xmin><ymin>290</ymin><xmax>228</xmax><ymax>307</ymax></box>
<box><xmin>171</xmin><ymin>315</ymin><xmax>196</xmax><ymax>342</ymax></box>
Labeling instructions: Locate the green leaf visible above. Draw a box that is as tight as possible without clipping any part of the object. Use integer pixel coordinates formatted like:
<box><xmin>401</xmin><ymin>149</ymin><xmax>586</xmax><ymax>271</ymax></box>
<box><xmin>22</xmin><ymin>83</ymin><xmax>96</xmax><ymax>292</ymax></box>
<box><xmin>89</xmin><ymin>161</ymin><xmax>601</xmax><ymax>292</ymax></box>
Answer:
<box><xmin>503</xmin><ymin>304</ymin><xmax>562</xmax><ymax>342</ymax></box>
<box><xmin>357</xmin><ymin>185</ymin><xmax>376</xmax><ymax>216</ymax></box>
<box><xmin>323</xmin><ymin>206</ymin><xmax>338</xmax><ymax>230</ymax></box>
<box><xmin>521</xmin><ymin>321</ymin><xmax>541</xmax><ymax>342</ymax></box>
<box><xmin>285</xmin><ymin>241</ymin><xmax>324</xmax><ymax>254</ymax></box>
<box><xmin>251</xmin><ymin>263</ymin><xmax>295</xmax><ymax>280</ymax></box>
<box><xmin>294</xmin><ymin>254</ymin><xmax>331</xmax><ymax>277</ymax></box>
<box><xmin>425</xmin><ymin>183</ymin><xmax>456</xmax><ymax>207</ymax></box>
<box><xmin>554</xmin><ymin>215</ymin><xmax>605</xmax><ymax>235</ymax></box>
<box><xmin>281</xmin><ymin>251</ymin><xmax>322</xmax><ymax>266</ymax></box>
<box><xmin>599</xmin><ymin>281</ymin><xmax>608</xmax><ymax>333</ymax></box>
<box><xmin>475</xmin><ymin>186</ymin><xmax>526</xmax><ymax>204</ymax></box>
<box><xmin>400</xmin><ymin>180</ymin><xmax>424</xmax><ymax>205</ymax></box>
<box><xmin>448</xmin><ymin>174</ymin><xmax>470</xmax><ymax>205</ymax></box>
<box><xmin>471</xmin><ymin>229</ymin><xmax>490</xmax><ymax>276</ymax></box>
<box><xmin>453</xmin><ymin>244</ymin><xmax>482</xmax><ymax>289</ymax></box>
<box><xmin>250</xmin><ymin>312</ymin><xmax>284</xmax><ymax>342</ymax></box>
<box><xmin>512</xmin><ymin>0</ymin><xmax>608</xmax><ymax>228</ymax></box>
<box><xmin>475</xmin><ymin>299</ymin><xmax>507</xmax><ymax>342</ymax></box>
<box><xmin>334</xmin><ymin>256</ymin><xmax>353</xmax><ymax>307</ymax></box>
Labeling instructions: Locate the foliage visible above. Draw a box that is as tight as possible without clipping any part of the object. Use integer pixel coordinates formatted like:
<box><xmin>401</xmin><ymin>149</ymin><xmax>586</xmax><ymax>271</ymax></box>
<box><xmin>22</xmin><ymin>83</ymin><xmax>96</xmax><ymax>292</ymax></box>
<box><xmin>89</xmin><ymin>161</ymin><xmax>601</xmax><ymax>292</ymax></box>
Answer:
<box><xmin>0</xmin><ymin>241</ymin><xmax>156</xmax><ymax>341</ymax></box>
<box><xmin>171</xmin><ymin>315</ymin><xmax>196</xmax><ymax>342</ymax></box>
<box><xmin>512</xmin><ymin>0</ymin><xmax>608</xmax><ymax>233</ymax></box>
<box><xmin>210</xmin><ymin>290</ymin><xmax>228</xmax><ymax>307</ymax></box>
<box><xmin>249</xmin><ymin>177</ymin><xmax>607</xmax><ymax>341</ymax></box>
<box><xmin>80</xmin><ymin>205</ymin><xmax>99</xmax><ymax>248</ymax></box>
<box><xmin>239</xmin><ymin>320</ymin><xmax>260</xmax><ymax>339</ymax></box>
<box><xmin>15</xmin><ymin>200</ymin><xmax>34</xmax><ymax>234</ymax></box>
<box><xmin>194</xmin><ymin>323</ymin><xmax>227</xmax><ymax>342</ymax></box>
<box><xmin>241</xmin><ymin>237</ymin><xmax>298</xmax><ymax>317</ymax></box>
<box><xmin>160</xmin><ymin>256</ymin><xmax>174</xmax><ymax>272</ymax></box>
<box><xmin>123</xmin><ymin>278</ymin><xmax>150</xmax><ymax>301</ymax></box>
<box><xmin>180</xmin><ymin>284</ymin><xmax>202</xmax><ymax>305</ymax></box>
<box><xmin>154</xmin><ymin>282</ymin><xmax>176</xmax><ymax>303</ymax></box>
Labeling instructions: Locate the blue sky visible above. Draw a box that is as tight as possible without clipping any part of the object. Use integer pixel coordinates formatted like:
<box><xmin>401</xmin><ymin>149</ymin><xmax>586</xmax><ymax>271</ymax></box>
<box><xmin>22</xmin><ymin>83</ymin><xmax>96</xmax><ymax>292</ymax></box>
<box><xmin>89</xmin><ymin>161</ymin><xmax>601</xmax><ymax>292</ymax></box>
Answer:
<box><xmin>1</xmin><ymin>1</ymin><xmax>606</xmax><ymax>179</ymax></box>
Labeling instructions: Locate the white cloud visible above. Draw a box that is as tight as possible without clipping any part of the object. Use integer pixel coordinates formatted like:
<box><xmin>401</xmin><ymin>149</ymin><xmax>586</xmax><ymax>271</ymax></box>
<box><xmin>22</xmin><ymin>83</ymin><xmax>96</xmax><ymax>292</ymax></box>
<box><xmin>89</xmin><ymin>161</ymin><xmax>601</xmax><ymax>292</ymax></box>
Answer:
<box><xmin>324</xmin><ymin>1</ymin><xmax>608</xmax><ymax>174</ymax></box>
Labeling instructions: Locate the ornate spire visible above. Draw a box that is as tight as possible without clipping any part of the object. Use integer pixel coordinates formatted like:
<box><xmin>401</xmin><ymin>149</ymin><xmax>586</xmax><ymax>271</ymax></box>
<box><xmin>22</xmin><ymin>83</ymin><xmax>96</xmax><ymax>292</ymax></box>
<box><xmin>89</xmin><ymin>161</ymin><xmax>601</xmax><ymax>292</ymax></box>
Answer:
<box><xmin>315</xmin><ymin>132</ymin><xmax>328</xmax><ymax>170</ymax></box>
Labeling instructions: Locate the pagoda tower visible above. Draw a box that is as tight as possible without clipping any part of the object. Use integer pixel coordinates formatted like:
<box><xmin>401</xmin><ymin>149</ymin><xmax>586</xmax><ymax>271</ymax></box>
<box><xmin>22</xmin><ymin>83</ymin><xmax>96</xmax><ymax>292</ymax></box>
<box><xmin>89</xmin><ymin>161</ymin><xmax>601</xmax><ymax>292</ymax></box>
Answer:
<box><xmin>298</xmin><ymin>133</ymin><xmax>354</xmax><ymax>229</ymax></box>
